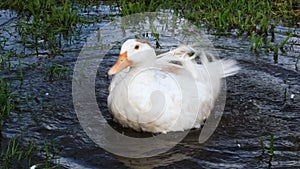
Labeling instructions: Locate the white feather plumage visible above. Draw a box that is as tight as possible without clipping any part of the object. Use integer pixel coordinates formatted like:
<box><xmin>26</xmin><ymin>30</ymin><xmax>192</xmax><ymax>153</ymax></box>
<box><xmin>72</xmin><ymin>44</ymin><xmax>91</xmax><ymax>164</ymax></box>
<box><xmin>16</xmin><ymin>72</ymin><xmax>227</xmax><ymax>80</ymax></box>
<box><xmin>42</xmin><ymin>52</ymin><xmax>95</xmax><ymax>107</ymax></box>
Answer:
<box><xmin>108</xmin><ymin>39</ymin><xmax>239</xmax><ymax>133</ymax></box>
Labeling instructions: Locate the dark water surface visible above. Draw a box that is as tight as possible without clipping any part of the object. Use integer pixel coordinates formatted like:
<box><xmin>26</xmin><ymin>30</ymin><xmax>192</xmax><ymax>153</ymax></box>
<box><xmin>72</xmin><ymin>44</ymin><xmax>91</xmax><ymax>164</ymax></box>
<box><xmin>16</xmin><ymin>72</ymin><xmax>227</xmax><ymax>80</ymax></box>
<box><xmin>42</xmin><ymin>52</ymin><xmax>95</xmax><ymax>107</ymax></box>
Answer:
<box><xmin>0</xmin><ymin>4</ymin><xmax>299</xmax><ymax>169</ymax></box>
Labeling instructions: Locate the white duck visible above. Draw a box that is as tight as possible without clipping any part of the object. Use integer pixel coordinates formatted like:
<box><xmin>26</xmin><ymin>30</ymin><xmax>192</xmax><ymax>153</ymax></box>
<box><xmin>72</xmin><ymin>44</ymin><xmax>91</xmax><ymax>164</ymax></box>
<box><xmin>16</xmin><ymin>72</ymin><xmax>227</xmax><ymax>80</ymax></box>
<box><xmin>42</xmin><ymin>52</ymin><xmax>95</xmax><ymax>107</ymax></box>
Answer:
<box><xmin>107</xmin><ymin>39</ymin><xmax>239</xmax><ymax>133</ymax></box>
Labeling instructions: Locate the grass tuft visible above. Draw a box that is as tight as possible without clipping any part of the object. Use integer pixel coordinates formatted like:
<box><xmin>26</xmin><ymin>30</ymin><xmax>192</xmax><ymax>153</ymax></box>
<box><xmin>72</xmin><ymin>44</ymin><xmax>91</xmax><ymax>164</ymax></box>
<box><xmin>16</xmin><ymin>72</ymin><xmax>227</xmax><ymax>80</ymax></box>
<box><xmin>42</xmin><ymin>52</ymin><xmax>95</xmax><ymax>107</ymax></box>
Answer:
<box><xmin>46</xmin><ymin>64</ymin><xmax>69</xmax><ymax>81</ymax></box>
<box><xmin>0</xmin><ymin>79</ymin><xmax>12</xmax><ymax>131</ymax></box>
<box><xmin>0</xmin><ymin>137</ymin><xmax>60</xmax><ymax>169</ymax></box>
<box><xmin>0</xmin><ymin>137</ymin><xmax>35</xmax><ymax>168</ymax></box>
<box><xmin>259</xmin><ymin>134</ymin><xmax>275</xmax><ymax>169</ymax></box>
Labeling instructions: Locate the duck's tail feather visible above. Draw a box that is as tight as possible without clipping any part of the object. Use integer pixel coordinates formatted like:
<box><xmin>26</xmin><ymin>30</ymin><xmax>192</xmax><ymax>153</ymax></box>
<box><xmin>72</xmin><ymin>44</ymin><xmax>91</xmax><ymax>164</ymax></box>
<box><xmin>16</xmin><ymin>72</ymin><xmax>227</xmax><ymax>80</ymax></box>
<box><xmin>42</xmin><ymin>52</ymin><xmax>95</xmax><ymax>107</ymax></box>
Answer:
<box><xmin>219</xmin><ymin>59</ymin><xmax>240</xmax><ymax>78</ymax></box>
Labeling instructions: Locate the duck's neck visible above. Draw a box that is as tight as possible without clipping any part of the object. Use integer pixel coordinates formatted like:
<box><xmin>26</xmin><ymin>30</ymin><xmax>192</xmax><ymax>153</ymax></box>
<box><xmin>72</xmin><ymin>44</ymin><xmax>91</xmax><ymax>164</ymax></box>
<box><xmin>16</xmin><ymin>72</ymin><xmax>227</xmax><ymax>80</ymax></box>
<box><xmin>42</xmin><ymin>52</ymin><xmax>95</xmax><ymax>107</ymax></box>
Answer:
<box><xmin>129</xmin><ymin>60</ymin><xmax>156</xmax><ymax>73</ymax></box>
<box><xmin>129</xmin><ymin>49</ymin><xmax>156</xmax><ymax>72</ymax></box>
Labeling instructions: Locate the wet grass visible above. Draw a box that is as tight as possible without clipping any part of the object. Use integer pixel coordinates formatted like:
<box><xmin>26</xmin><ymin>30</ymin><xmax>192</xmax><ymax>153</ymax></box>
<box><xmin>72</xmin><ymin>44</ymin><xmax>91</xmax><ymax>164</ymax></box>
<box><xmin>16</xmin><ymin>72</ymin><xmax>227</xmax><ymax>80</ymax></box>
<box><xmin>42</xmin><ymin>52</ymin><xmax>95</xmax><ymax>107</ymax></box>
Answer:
<box><xmin>119</xmin><ymin>0</ymin><xmax>299</xmax><ymax>61</ymax></box>
<box><xmin>0</xmin><ymin>79</ymin><xmax>12</xmax><ymax>131</ymax></box>
<box><xmin>120</xmin><ymin>0</ymin><xmax>299</xmax><ymax>30</ymax></box>
<box><xmin>0</xmin><ymin>137</ymin><xmax>35</xmax><ymax>168</ymax></box>
<box><xmin>0</xmin><ymin>51</ymin><xmax>12</xmax><ymax>70</ymax></box>
<box><xmin>0</xmin><ymin>0</ymin><xmax>79</xmax><ymax>165</ymax></box>
<box><xmin>1</xmin><ymin>0</ymin><xmax>298</xmax><ymax>58</ymax></box>
<box><xmin>46</xmin><ymin>64</ymin><xmax>69</xmax><ymax>81</ymax></box>
<box><xmin>0</xmin><ymin>137</ymin><xmax>60</xmax><ymax>169</ymax></box>
<box><xmin>1</xmin><ymin>0</ymin><xmax>82</xmax><ymax>56</ymax></box>
<box><xmin>259</xmin><ymin>134</ymin><xmax>275</xmax><ymax>169</ymax></box>
<box><xmin>0</xmin><ymin>78</ymin><xmax>60</xmax><ymax>168</ymax></box>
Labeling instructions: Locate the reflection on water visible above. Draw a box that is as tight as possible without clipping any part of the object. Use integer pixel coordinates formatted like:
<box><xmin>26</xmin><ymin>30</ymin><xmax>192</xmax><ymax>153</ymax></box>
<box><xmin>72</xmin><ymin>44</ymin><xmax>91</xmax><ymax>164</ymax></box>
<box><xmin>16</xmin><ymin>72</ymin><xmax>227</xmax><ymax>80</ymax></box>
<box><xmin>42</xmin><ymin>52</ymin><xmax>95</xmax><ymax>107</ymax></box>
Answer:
<box><xmin>0</xmin><ymin>4</ymin><xmax>299</xmax><ymax>169</ymax></box>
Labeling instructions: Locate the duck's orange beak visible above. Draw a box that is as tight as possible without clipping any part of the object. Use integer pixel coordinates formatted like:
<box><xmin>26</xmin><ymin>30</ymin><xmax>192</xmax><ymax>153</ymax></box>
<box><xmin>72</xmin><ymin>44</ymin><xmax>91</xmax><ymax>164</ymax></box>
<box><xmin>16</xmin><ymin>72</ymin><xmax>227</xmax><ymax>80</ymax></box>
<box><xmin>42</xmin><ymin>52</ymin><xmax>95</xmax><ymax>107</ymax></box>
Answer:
<box><xmin>108</xmin><ymin>51</ymin><xmax>132</xmax><ymax>75</ymax></box>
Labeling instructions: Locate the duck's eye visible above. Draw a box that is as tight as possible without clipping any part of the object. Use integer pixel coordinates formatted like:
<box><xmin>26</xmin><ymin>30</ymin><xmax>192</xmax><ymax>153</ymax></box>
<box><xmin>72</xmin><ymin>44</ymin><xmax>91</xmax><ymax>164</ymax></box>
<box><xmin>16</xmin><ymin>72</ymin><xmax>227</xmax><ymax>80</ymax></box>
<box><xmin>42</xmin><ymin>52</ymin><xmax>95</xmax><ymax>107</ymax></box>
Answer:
<box><xmin>134</xmin><ymin>45</ymin><xmax>140</xmax><ymax>50</ymax></box>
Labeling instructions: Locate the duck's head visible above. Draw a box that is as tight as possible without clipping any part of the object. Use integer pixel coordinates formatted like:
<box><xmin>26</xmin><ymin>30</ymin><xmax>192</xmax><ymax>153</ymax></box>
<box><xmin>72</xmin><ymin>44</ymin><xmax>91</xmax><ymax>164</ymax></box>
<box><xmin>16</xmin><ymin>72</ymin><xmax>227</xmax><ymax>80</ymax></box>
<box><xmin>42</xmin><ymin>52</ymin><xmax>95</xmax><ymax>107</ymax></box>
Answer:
<box><xmin>108</xmin><ymin>39</ymin><xmax>156</xmax><ymax>75</ymax></box>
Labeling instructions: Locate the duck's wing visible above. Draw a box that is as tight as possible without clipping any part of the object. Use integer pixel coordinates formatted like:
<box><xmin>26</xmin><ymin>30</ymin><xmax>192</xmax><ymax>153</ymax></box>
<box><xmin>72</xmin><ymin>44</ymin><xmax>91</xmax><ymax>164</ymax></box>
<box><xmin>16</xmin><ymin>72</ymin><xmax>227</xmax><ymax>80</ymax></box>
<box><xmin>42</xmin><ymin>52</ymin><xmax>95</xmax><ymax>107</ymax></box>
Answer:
<box><xmin>157</xmin><ymin>44</ymin><xmax>239</xmax><ymax>78</ymax></box>
<box><xmin>157</xmin><ymin>44</ymin><xmax>240</xmax><ymax>98</ymax></box>
<box><xmin>157</xmin><ymin>45</ymin><xmax>200</xmax><ymax>79</ymax></box>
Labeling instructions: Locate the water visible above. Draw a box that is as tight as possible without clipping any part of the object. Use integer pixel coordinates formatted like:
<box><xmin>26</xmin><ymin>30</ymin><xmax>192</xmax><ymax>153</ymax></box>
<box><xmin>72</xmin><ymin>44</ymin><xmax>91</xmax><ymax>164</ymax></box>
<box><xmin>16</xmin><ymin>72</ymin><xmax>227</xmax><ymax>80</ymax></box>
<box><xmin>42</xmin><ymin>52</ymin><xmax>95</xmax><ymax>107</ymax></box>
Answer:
<box><xmin>0</xmin><ymin>4</ymin><xmax>299</xmax><ymax>169</ymax></box>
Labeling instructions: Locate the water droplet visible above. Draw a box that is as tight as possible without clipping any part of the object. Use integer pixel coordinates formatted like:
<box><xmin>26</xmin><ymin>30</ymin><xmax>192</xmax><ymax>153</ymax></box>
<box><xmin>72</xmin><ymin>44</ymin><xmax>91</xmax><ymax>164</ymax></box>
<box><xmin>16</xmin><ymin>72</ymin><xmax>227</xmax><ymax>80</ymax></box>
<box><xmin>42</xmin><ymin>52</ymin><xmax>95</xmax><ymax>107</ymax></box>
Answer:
<box><xmin>290</xmin><ymin>94</ymin><xmax>295</xmax><ymax>99</ymax></box>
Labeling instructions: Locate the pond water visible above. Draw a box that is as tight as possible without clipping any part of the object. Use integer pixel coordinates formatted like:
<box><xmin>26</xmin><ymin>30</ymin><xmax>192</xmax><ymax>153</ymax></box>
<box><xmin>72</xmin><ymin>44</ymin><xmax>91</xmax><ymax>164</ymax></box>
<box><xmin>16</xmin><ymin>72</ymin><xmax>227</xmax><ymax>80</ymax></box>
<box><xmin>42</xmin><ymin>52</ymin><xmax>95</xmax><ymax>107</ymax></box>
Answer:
<box><xmin>0</xmin><ymin>4</ymin><xmax>299</xmax><ymax>169</ymax></box>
